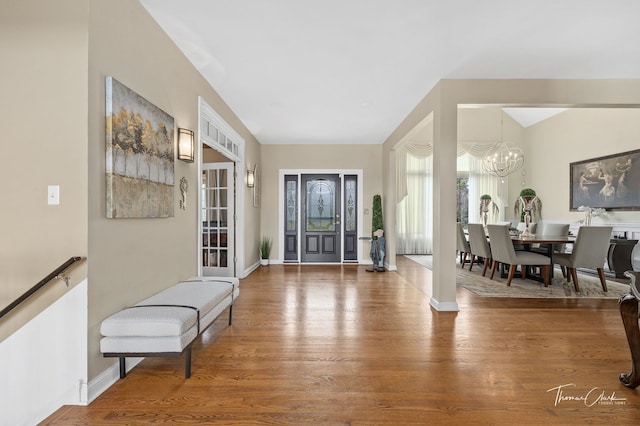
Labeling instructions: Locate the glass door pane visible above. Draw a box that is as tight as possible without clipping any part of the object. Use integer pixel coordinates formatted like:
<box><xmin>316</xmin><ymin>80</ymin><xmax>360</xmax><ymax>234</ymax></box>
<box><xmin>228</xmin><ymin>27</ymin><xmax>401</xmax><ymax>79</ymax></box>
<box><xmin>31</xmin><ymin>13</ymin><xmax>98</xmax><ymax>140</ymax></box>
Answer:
<box><xmin>201</xmin><ymin>162</ymin><xmax>234</xmax><ymax>276</ymax></box>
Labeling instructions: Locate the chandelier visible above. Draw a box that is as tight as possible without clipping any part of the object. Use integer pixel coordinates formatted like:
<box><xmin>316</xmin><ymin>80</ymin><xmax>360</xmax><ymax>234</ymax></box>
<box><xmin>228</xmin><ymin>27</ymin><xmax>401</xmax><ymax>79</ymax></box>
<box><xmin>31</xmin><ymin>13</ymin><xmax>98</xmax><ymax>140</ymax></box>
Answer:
<box><xmin>482</xmin><ymin>143</ymin><xmax>524</xmax><ymax>177</ymax></box>
<box><xmin>481</xmin><ymin>111</ymin><xmax>525</xmax><ymax>177</ymax></box>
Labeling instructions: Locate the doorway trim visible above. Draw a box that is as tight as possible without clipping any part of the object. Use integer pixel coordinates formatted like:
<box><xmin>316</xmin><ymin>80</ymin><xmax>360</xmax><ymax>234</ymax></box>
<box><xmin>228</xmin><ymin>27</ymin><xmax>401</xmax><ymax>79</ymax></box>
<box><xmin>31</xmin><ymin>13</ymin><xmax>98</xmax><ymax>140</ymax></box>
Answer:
<box><xmin>198</xmin><ymin>97</ymin><xmax>247</xmax><ymax>277</ymax></box>
<box><xmin>278</xmin><ymin>169</ymin><xmax>364</xmax><ymax>264</ymax></box>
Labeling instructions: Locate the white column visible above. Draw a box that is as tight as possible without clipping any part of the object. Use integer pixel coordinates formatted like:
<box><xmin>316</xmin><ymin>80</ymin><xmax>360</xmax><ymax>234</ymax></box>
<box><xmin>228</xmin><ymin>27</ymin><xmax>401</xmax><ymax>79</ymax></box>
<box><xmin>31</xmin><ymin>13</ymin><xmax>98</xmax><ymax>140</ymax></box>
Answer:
<box><xmin>430</xmin><ymin>103</ymin><xmax>459</xmax><ymax>311</ymax></box>
<box><xmin>385</xmin><ymin>150</ymin><xmax>397</xmax><ymax>270</ymax></box>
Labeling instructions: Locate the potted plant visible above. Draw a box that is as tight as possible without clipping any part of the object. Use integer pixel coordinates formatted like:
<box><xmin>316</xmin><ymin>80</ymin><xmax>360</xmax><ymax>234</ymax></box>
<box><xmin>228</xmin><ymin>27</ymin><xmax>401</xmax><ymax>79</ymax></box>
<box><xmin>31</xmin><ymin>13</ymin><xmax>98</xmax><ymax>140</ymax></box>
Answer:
<box><xmin>365</xmin><ymin>194</ymin><xmax>385</xmax><ymax>272</ymax></box>
<box><xmin>259</xmin><ymin>236</ymin><xmax>272</xmax><ymax>266</ymax></box>
<box><xmin>514</xmin><ymin>188</ymin><xmax>542</xmax><ymax>236</ymax></box>
<box><xmin>479</xmin><ymin>194</ymin><xmax>499</xmax><ymax>227</ymax></box>
<box><xmin>371</xmin><ymin>194</ymin><xmax>383</xmax><ymax>239</ymax></box>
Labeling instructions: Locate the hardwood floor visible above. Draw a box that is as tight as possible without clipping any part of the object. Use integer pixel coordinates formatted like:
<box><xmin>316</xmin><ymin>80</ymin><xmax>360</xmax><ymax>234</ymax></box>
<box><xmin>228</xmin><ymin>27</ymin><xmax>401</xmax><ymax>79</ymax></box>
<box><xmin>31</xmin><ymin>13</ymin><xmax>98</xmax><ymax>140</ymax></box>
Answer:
<box><xmin>43</xmin><ymin>257</ymin><xmax>639</xmax><ymax>425</ymax></box>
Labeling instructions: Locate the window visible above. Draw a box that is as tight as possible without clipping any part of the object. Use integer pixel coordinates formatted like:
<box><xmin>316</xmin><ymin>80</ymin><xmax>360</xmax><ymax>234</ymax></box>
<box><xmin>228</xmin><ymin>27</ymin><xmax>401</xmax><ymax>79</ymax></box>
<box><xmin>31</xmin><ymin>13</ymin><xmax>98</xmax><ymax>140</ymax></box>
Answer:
<box><xmin>456</xmin><ymin>175</ymin><xmax>469</xmax><ymax>227</ymax></box>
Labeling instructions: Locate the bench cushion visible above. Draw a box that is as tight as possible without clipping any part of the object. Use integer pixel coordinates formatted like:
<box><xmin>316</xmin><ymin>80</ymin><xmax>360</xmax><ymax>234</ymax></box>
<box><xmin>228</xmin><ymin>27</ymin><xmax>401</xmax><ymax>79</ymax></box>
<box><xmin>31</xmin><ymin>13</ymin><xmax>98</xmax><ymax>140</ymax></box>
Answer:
<box><xmin>137</xmin><ymin>279</ymin><xmax>234</xmax><ymax>317</ymax></box>
<box><xmin>101</xmin><ymin>305</ymin><xmax>198</xmax><ymax>337</ymax></box>
<box><xmin>101</xmin><ymin>329</ymin><xmax>198</xmax><ymax>353</ymax></box>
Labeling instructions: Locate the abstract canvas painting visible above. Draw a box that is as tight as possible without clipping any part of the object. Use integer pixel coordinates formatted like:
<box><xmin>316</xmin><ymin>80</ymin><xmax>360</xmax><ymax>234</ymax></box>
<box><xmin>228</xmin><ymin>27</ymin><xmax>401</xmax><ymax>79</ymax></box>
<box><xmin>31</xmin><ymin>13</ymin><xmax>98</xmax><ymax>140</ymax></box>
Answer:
<box><xmin>105</xmin><ymin>77</ymin><xmax>174</xmax><ymax>218</ymax></box>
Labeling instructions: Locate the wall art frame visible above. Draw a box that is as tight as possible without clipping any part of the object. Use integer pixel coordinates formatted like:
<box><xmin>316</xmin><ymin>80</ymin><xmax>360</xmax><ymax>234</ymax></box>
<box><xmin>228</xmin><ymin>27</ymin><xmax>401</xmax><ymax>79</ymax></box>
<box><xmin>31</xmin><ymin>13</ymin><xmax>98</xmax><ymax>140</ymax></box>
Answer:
<box><xmin>105</xmin><ymin>76</ymin><xmax>175</xmax><ymax>218</ymax></box>
<box><xmin>569</xmin><ymin>148</ymin><xmax>640</xmax><ymax>211</ymax></box>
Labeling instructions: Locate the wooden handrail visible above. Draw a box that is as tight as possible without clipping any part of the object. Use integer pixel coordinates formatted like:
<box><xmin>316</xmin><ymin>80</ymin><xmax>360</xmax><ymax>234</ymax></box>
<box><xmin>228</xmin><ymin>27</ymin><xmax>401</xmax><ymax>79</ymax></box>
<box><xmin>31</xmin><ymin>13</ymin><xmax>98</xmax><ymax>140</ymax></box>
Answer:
<box><xmin>0</xmin><ymin>256</ymin><xmax>85</xmax><ymax>320</ymax></box>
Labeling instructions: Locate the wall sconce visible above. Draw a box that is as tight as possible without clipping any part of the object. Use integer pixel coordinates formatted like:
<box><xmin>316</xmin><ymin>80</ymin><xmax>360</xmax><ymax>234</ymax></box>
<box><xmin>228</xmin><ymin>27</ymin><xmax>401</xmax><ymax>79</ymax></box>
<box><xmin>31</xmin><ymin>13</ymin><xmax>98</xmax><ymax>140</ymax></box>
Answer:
<box><xmin>177</xmin><ymin>128</ymin><xmax>194</xmax><ymax>163</ymax></box>
<box><xmin>247</xmin><ymin>168</ymin><xmax>255</xmax><ymax>188</ymax></box>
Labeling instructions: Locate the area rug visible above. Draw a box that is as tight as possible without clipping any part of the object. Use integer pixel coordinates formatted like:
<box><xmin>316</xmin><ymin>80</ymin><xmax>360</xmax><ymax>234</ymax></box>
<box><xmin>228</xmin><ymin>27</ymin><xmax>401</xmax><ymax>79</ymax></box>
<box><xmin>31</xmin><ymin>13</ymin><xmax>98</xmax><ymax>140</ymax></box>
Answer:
<box><xmin>404</xmin><ymin>255</ymin><xmax>630</xmax><ymax>299</ymax></box>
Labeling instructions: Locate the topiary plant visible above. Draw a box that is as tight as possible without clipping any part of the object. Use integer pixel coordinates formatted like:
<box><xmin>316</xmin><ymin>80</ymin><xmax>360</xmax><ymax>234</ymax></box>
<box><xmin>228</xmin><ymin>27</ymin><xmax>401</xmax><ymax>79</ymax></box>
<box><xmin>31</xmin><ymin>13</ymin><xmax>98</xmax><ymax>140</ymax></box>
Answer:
<box><xmin>371</xmin><ymin>194</ymin><xmax>383</xmax><ymax>239</ymax></box>
<box><xmin>519</xmin><ymin>188</ymin><xmax>537</xmax><ymax>197</ymax></box>
<box><xmin>514</xmin><ymin>188</ymin><xmax>542</xmax><ymax>222</ymax></box>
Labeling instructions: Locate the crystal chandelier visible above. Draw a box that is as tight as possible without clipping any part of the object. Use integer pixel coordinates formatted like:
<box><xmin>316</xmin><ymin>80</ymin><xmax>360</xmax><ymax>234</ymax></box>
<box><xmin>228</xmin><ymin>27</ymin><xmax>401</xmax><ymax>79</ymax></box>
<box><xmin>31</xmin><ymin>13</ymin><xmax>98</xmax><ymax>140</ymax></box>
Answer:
<box><xmin>482</xmin><ymin>143</ymin><xmax>524</xmax><ymax>177</ymax></box>
<box><xmin>482</xmin><ymin>111</ymin><xmax>524</xmax><ymax>177</ymax></box>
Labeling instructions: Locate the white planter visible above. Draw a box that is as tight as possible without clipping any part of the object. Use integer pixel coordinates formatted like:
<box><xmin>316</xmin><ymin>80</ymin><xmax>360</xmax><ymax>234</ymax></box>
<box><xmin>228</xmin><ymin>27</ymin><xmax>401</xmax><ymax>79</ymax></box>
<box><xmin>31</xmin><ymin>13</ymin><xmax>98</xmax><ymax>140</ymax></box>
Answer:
<box><xmin>260</xmin><ymin>258</ymin><xmax>269</xmax><ymax>266</ymax></box>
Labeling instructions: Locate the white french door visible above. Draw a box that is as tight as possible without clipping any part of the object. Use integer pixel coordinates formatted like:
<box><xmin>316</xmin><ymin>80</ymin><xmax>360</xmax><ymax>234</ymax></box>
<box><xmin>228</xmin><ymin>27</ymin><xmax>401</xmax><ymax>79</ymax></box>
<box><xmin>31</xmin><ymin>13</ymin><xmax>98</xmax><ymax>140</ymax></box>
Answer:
<box><xmin>201</xmin><ymin>162</ymin><xmax>235</xmax><ymax>276</ymax></box>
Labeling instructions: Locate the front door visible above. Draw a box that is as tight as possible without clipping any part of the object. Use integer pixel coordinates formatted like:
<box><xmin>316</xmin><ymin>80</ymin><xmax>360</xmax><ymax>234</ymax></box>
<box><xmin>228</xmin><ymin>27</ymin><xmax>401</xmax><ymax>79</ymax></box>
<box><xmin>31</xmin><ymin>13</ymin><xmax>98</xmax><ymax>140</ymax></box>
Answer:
<box><xmin>301</xmin><ymin>174</ymin><xmax>341</xmax><ymax>262</ymax></box>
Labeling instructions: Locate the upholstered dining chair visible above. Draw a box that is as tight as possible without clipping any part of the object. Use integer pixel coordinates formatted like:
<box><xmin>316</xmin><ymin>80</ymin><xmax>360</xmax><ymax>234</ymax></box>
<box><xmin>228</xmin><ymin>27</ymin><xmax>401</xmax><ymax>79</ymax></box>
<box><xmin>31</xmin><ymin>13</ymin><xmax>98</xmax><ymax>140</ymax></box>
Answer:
<box><xmin>553</xmin><ymin>226</ymin><xmax>613</xmax><ymax>292</ymax></box>
<box><xmin>467</xmin><ymin>223</ymin><xmax>493</xmax><ymax>276</ymax></box>
<box><xmin>512</xmin><ymin>222</ymin><xmax>537</xmax><ymax>251</ymax></box>
<box><xmin>486</xmin><ymin>224</ymin><xmax>552</xmax><ymax>287</ymax></box>
<box><xmin>456</xmin><ymin>222</ymin><xmax>471</xmax><ymax>267</ymax></box>
<box><xmin>532</xmin><ymin>223</ymin><xmax>570</xmax><ymax>254</ymax></box>
<box><xmin>516</xmin><ymin>222</ymin><xmax>537</xmax><ymax>233</ymax></box>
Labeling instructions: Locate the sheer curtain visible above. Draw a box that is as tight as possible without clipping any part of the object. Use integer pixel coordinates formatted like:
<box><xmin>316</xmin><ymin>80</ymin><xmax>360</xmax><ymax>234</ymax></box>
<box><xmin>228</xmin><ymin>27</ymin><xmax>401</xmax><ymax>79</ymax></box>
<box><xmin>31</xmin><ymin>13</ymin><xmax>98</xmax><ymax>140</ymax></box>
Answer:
<box><xmin>395</xmin><ymin>143</ymin><xmax>506</xmax><ymax>254</ymax></box>
<box><xmin>468</xmin><ymin>155</ymin><xmax>507</xmax><ymax>224</ymax></box>
<box><xmin>396</xmin><ymin>152</ymin><xmax>433</xmax><ymax>254</ymax></box>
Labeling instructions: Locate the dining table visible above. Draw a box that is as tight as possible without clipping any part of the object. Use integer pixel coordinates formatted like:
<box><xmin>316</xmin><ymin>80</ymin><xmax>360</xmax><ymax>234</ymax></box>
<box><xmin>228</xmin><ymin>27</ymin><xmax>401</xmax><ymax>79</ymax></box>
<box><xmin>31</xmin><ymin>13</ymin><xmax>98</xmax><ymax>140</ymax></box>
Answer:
<box><xmin>508</xmin><ymin>233</ymin><xmax>576</xmax><ymax>284</ymax></box>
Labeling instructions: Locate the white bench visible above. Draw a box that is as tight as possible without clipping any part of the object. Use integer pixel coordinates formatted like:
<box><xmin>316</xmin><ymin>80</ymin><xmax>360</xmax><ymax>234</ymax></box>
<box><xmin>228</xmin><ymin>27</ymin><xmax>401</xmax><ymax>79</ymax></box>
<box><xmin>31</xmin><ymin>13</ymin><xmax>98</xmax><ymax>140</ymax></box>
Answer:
<box><xmin>100</xmin><ymin>277</ymin><xmax>239</xmax><ymax>378</ymax></box>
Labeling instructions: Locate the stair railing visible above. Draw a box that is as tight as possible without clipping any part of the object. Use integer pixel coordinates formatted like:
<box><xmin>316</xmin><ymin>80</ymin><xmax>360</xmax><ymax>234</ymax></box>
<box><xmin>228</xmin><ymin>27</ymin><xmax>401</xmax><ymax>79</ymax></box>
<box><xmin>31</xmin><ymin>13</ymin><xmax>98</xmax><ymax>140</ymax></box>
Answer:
<box><xmin>0</xmin><ymin>256</ymin><xmax>85</xmax><ymax>320</ymax></box>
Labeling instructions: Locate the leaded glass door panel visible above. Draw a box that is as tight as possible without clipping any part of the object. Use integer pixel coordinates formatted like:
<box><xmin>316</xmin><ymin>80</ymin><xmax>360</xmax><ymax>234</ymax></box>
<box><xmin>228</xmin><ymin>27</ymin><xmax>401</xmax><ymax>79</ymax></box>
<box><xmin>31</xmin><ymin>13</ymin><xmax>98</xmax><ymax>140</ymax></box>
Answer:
<box><xmin>343</xmin><ymin>174</ymin><xmax>358</xmax><ymax>260</ymax></box>
<box><xmin>284</xmin><ymin>175</ymin><xmax>298</xmax><ymax>260</ymax></box>
<box><xmin>301</xmin><ymin>174</ymin><xmax>341</xmax><ymax>262</ymax></box>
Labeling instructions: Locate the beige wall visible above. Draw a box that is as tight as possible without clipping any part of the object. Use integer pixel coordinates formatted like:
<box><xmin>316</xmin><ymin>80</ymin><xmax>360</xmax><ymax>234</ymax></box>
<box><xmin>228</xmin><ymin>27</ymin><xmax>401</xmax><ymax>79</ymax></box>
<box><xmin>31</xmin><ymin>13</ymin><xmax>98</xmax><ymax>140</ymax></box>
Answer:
<box><xmin>203</xmin><ymin>145</ymin><xmax>230</xmax><ymax>163</ymax></box>
<box><xmin>525</xmin><ymin>108</ymin><xmax>640</xmax><ymax>224</ymax></box>
<box><xmin>244</xmin><ymin>138</ymin><xmax>262</xmax><ymax>268</ymax></box>
<box><xmin>0</xmin><ymin>0</ymin><xmax>260</xmax><ymax>373</ymax></box>
<box><xmin>457</xmin><ymin>107</ymin><xmax>523</xmax><ymax>143</ymax></box>
<box><xmin>260</xmin><ymin>144</ymin><xmax>383</xmax><ymax>259</ymax></box>
<box><xmin>0</xmin><ymin>0</ymin><xmax>89</xmax><ymax>342</ymax></box>
<box><xmin>87</xmin><ymin>0</ymin><xmax>260</xmax><ymax>379</ymax></box>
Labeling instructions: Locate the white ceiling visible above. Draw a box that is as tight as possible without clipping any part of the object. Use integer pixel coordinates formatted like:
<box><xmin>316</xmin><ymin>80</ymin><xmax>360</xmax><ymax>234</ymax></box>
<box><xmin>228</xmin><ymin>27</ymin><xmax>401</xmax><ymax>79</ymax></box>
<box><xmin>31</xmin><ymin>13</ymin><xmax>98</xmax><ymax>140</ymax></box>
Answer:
<box><xmin>139</xmin><ymin>0</ymin><xmax>640</xmax><ymax>144</ymax></box>
<box><xmin>502</xmin><ymin>108</ymin><xmax>568</xmax><ymax>128</ymax></box>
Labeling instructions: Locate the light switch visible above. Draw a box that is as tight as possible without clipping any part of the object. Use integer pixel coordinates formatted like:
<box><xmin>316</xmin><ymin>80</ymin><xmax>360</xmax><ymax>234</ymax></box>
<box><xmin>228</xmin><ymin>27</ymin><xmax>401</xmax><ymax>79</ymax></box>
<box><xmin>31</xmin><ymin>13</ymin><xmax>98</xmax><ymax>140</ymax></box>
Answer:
<box><xmin>48</xmin><ymin>185</ymin><xmax>60</xmax><ymax>205</ymax></box>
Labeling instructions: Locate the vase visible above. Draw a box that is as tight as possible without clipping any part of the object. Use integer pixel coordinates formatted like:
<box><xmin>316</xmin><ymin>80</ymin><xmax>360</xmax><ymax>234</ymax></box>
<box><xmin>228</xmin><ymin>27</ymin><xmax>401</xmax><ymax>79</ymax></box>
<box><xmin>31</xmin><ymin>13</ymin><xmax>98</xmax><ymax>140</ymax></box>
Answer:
<box><xmin>260</xmin><ymin>258</ymin><xmax>269</xmax><ymax>266</ymax></box>
<box><xmin>480</xmin><ymin>199</ymin><xmax>490</xmax><ymax>227</ymax></box>
<box><xmin>521</xmin><ymin>210</ymin><xmax>533</xmax><ymax>237</ymax></box>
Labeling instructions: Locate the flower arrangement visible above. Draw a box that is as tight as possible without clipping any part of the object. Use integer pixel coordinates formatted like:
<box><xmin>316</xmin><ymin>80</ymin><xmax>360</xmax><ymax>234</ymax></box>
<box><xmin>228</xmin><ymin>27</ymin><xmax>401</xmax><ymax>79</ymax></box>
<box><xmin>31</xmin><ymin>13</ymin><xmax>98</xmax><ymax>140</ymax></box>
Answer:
<box><xmin>578</xmin><ymin>206</ymin><xmax>605</xmax><ymax>226</ymax></box>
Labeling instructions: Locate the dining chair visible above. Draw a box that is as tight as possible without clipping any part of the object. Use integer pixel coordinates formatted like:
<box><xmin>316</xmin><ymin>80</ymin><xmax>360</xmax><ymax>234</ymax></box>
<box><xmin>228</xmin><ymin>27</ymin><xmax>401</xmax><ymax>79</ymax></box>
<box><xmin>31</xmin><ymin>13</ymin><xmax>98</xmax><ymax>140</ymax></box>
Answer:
<box><xmin>553</xmin><ymin>226</ymin><xmax>613</xmax><ymax>292</ymax></box>
<box><xmin>513</xmin><ymin>222</ymin><xmax>537</xmax><ymax>251</ymax></box>
<box><xmin>516</xmin><ymin>222</ymin><xmax>537</xmax><ymax>233</ymax></box>
<box><xmin>467</xmin><ymin>223</ymin><xmax>493</xmax><ymax>276</ymax></box>
<box><xmin>532</xmin><ymin>223</ymin><xmax>570</xmax><ymax>254</ymax></box>
<box><xmin>486</xmin><ymin>224</ymin><xmax>552</xmax><ymax>287</ymax></box>
<box><xmin>456</xmin><ymin>222</ymin><xmax>471</xmax><ymax>267</ymax></box>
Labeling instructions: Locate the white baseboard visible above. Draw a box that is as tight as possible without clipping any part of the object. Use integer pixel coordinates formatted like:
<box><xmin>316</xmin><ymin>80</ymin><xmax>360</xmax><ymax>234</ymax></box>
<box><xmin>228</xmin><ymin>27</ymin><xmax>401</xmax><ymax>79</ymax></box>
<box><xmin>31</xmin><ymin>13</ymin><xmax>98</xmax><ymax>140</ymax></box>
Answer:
<box><xmin>430</xmin><ymin>298</ymin><xmax>459</xmax><ymax>312</ymax></box>
<box><xmin>87</xmin><ymin>357</ymin><xmax>143</xmax><ymax>404</ymax></box>
<box><xmin>244</xmin><ymin>260</ymin><xmax>260</xmax><ymax>277</ymax></box>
